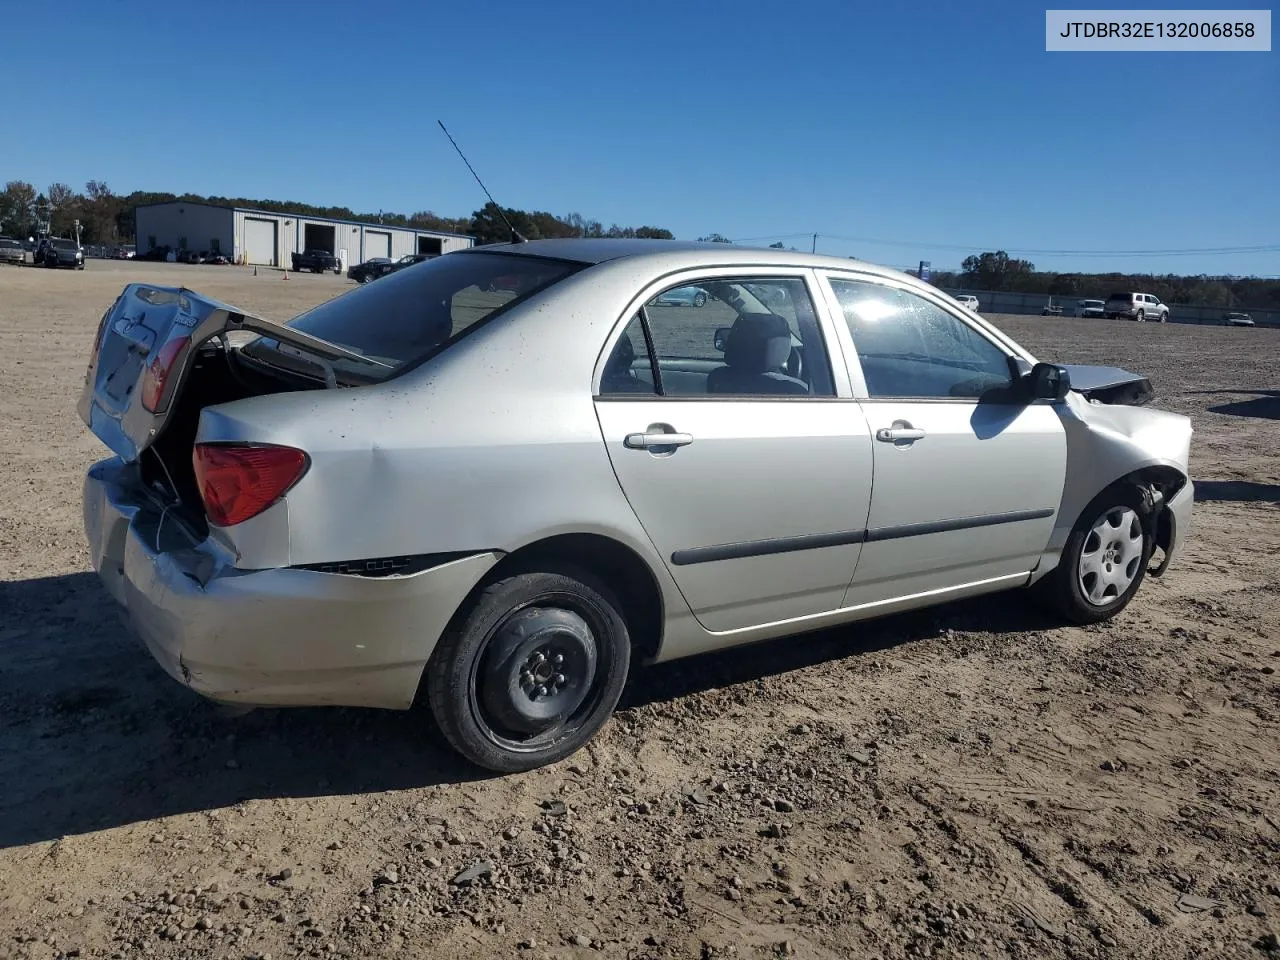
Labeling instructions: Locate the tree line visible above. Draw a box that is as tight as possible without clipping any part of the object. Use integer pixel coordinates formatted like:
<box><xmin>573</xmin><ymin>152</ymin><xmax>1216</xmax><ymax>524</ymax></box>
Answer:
<box><xmin>934</xmin><ymin>250</ymin><xmax>1279</xmax><ymax>310</ymax></box>
<box><xmin>0</xmin><ymin>179</ymin><xmax>673</xmax><ymax>249</ymax></box>
<box><xmin>2</xmin><ymin>180</ymin><xmax>1274</xmax><ymax>308</ymax></box>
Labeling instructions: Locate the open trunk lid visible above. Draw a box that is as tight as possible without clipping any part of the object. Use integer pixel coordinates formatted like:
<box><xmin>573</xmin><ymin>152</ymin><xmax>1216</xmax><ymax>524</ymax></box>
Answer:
<box><xmin>78</xmin><ymin>283</ymin><xmax>387</xmax><ymax>462</ymax></box>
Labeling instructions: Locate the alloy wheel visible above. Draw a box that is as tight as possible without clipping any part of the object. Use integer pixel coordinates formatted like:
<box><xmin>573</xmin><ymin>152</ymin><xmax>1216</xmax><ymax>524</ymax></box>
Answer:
<box><xmin>1077</xmin><ymin>506</ymin><xmax>1144</xmax><ymax>606</ymax></box>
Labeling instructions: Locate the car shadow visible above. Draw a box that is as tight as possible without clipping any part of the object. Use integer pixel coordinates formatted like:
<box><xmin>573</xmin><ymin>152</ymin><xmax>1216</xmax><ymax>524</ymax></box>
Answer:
<box><xmin>1193</xmin><ymin>480</ymin><xmax>1280</xmax><ymax>504</ymax></box>
<box><xmin>1188</xmin><ymin>389</ymin><xmax>1280</xmax><ymax>421</ymax></box>
<box><xmin>0</xmin><ymin>571</ymin><xmax>1059</xmax><ymax>849</ymax></box>
<box><xmin>624</xmin><ymin>596</ymin><xmax>1058</xmax><ymax>710</ymax></box>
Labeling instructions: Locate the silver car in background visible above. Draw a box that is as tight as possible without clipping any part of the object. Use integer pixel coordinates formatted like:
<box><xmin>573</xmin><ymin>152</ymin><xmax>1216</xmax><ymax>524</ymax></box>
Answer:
<box><xmin>0</xmin><ymin>237</ymin><xmax>25</xmax><ymax>264</ymax></box>
<box><xmin>78</xmin><ymin>240</ymin><xmax>1194</xmax><ymax>772</ymax></box>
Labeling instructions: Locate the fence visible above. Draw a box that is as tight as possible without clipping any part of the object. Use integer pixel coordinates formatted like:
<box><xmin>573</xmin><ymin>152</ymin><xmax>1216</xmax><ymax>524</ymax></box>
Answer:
<box><xmin>940</xmin><ymin>288</ymin><xmax>1280</xmax><ymax>328</ymax></box>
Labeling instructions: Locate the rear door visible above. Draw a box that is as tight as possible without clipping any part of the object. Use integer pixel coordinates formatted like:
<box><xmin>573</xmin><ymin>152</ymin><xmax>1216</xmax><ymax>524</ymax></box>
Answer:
<box><xmin>593</xmin><ymin>270</ymin><xmax>874</xmax><ymax>634</ymax></box>
<box><xmin>818</xmin><ymin>271</ymin><xmax>1067</xmax><ymax>606</ymax></box>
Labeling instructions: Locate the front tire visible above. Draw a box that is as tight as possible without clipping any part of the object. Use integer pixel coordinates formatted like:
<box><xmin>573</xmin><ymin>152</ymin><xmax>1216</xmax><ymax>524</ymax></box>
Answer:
<box><xmin>693</xmin><ymin>292</ymin><xmax>707</xmax><ymax>307</ymax></box>
<box><xmin>426</xmin><ymin>565</ymin><xmax>632</xmax><ymax>773</ymax></box>
<box><xmin>1032</xmin><ymin>485</ymin><xmax>1153</xmax><ymax>625</ymax></box>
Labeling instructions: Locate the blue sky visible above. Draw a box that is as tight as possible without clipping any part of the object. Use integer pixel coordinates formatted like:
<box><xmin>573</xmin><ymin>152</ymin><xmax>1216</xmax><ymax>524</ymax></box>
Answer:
<box><xmin>1</xmin><ymin>0</ymin><xmax>1276</xmax><ymax>274</ymax></box>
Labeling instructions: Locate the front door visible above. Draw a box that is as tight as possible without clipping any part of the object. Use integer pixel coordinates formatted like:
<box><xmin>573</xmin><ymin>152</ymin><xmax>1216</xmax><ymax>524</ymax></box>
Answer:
<box><xmin>821</xmin><ymin>273</ymin><xmax>1068</xmax><ymax>606</ymax></box>
<box><xmin>593</xmin><ymin>273</ymin><xmax>874</xmax><ymax>634</ymax></box>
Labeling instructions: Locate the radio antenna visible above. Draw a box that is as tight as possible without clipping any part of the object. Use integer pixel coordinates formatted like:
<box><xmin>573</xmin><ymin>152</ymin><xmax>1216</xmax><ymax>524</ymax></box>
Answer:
<box><xmin>437</xmin><ymin>120</ymin><xmax>526</xmax><ymax>244</ymax></box>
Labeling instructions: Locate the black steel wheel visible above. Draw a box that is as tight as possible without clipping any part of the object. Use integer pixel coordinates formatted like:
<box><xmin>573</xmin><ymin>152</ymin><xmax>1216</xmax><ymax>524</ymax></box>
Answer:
<box><xmin>425</xmin><ymin>565</ymin><xmax>631</xmax><ymax>773</ymax></box>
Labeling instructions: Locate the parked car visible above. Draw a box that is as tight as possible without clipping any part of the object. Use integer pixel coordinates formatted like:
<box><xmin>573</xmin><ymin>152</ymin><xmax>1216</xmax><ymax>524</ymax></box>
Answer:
<box><xmin>1041</xmin><ymin>298</ymin><xmax>1064</xmax><ymax>316</ymax></box>
<box><xmin>1221</xmin><ymin>312</ymin><xmax>1256</xmax><ymax>327</ymax></box>
<box><xmin>383</xmin><ymin>252</ymin><xmax>438</xmax><ymax>278</ymax></box>
<box><xmin>1104</xmin><ymin>292</ymin><xmax>1169</xmax><ymax>322</ymax></box>
<box><xmin>204</xmin><ymin>252</ymin><xmax>232</xmax><ymax>265</ymax></box>
<box><xmin>955</xmin><ymin>295</ymin><xmax>979</xmax><ymax>312</ymax></box>
<box><xmin>649</xmin><ymin>285</ymin><xmax>709</xmax><ymax>307</ymax></box>
<box><xmin>76</xmin><ymin>239</ymin><xmax>1194</xmax><ymax>773</ymax></box>
<box><xmin>291</xmin><ymin>249</ymin><xmax>343</xmax><ymax>274</ymax></box>
<box><xmin>347</xmin><ymin>257</ymin><xmax>393</xmax><ymax>283</ymax></box>
<box><xmin>1075</xmin><ymin>299</ymin><xmax>1106</xmax><ymax>318</ymax></box>
<box><xmin>0</xmin><ymin>236</ymin><xmax>25</xmax><ymax>264</ymax></box>
<box><xmin>40</xmin><ymin>238</ymin><xmax>85</xmax><ymax>269</ymax></box>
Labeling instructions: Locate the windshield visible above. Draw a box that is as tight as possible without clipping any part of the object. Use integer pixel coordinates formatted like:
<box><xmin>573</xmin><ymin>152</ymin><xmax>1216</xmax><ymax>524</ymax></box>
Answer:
<box><xmin>244</xmin><ymin>251</ymin><xmax>583</xmax><ymax>382</ymax></box>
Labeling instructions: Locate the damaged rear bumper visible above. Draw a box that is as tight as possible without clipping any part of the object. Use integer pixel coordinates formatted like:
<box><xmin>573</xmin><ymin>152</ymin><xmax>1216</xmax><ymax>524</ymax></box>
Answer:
<box><xmin>83</xmin><ymin>456</ymin><xmax>499</xmax><ymax>710</ymax></box>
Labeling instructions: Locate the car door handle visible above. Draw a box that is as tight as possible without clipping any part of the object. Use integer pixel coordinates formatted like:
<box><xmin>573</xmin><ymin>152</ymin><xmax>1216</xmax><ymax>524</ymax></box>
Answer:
<box><xmin>624</xmin><ymin>431</ymin><xmax>693</xmax><ymax>450</ymax></box>
<box><xmin>876</xmin><ymin>426</ymin><xmax>926</xmax><ymax>443</ymax></box>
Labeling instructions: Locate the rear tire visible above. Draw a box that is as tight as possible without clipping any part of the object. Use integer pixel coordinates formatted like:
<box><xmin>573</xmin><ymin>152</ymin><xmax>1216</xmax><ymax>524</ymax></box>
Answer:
<box><xmin>425</xmin><ymin>565</ymin><xmax>632</xmax><ymax>773</ymax></box>
<box><xmin>1031</xmin><ymin>485</ymin><xmax>1153</xmax><ymax>625</ymax></box>
<box><xmin>1135</xmin><ymin>310</ymin><xmax>1145</xmax><ymax>322</ymax></box>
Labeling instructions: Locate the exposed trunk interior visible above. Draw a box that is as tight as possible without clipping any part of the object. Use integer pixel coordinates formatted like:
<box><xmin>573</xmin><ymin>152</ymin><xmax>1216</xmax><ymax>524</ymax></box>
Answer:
<box><xmin>141</xmin><ymin>345</ymin><xmax>323</xmax><ymax>537</ymax></box>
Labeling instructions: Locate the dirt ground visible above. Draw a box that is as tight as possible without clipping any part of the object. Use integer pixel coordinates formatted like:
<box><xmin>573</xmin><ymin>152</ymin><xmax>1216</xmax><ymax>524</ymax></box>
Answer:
<box><xmin>1</xmin><ymin>260</ymin><xmax>1277</xmax><ymax>960</ymax></box>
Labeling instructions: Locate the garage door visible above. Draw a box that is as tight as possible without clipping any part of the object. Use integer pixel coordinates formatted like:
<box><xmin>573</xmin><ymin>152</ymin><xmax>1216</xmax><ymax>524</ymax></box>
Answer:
<box><xmin>244</xmin><ymin>218</ymin><xmax>278</xmax><ymax>266</ymax></box>
<box><xmin>364</xmin><ymin>230</ymin><xmax>391</xmax><ymax>260</ymax></box>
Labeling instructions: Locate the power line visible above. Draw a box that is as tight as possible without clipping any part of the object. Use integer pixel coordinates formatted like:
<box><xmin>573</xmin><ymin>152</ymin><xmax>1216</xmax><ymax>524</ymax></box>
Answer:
<box><xmin>727</xmin><ymin>232</ymin><xmax>1280</xmax><ymax>258</ymax></box>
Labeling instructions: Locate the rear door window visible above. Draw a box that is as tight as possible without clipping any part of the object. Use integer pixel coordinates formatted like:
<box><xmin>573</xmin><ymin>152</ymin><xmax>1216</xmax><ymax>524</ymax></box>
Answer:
<box><xmin>600</xmin><ymin>276</ymin><xmax>835</xmax><ymax>398</ymax></box>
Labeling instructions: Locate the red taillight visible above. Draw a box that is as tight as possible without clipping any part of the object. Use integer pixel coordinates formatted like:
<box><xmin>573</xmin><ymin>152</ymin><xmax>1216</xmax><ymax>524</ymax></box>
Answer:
<box><xmin>140</xmin><ymin>334</ymin><xmax>191</xmax><ymax>412</ymax></box>
<box><xmin>192</xmin><ymin>443</ymin><xmax>309</xmax><ymax>527</ymax></box>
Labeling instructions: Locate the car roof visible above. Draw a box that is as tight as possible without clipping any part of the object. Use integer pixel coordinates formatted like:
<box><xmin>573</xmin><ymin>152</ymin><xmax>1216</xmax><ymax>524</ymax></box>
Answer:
<box><xmin>459</xmin><ymin>237</ymin><xmax>917</xmax><ymax>282</ymax></box>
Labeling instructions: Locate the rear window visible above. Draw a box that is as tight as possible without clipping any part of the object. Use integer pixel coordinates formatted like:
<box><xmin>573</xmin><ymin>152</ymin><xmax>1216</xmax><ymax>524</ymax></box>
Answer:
<box><xmin>52</xmin><ymin>239</ymin><xmax>77</xmax><ymax>250</ymax></box>
<box><xmin>1105</xmin><ymin>292</ymin><xmax>1132</xmax><ymax>301</ymax></box>
<box><xmin>245</xmin><ymin>251</ymin><xmax>583</xmax><ymax>382</ymax></box>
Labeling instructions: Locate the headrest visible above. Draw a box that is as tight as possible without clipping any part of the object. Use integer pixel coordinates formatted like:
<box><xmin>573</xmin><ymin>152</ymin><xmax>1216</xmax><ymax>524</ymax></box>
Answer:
<box><xmin>723</xmin><ymin>313</ymin><xmax>793</xmax><ymax>373</ymax></box>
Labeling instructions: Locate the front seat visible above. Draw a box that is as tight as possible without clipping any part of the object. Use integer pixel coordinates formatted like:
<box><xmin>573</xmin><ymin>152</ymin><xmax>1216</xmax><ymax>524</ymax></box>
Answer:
<box><xmin>707</xmin><ymin>313</ymin><xmax>808</xmax><ymax>396</ymax></box>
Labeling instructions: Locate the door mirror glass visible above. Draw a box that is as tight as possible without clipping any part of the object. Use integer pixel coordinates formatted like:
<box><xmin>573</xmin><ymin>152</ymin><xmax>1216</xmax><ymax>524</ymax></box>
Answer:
<box><xmin>1027</xmin><ymin>362</ymin><xmax>1071</xmax><ymax>401</ymax></box>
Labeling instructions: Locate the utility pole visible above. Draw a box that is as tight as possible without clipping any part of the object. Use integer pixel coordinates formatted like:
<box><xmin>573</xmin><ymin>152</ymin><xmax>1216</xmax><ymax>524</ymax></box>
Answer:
<box><xmin>811</xmin><ymin>233</ymin><xmax>818</xmax><ymax>254</ymax></box>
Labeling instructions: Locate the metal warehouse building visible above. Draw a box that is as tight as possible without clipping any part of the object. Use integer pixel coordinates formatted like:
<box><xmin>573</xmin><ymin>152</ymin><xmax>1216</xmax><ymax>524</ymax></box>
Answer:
<box><xmin>134</xmin><ymin>201</ymin><xmax>474</xmax><ymax>269</ymax></box>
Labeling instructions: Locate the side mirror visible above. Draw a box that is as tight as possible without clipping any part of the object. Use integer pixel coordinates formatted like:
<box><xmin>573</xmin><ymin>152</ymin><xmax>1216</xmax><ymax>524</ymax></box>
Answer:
<box><xmin>713</xmin><ymin>327</ymin><xmax>730</xmax><ymax>352</ymax></box>
<box><xmin>1026</xmin><ymin>362</ymin><xmax>1071</xmax><ymax>401</ymax></box>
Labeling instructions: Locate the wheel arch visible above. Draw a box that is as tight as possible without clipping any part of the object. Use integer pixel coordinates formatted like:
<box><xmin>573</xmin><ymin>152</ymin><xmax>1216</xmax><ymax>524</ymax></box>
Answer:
<box><xmin>441</xmin><ymin>532</ymin><xmax>667</xmax><ymax>666</ymax></box>
<box><xmin>1033</xmin><ymin>461</ymin><xmax>1189</xmax><ymax>583</ymax></box>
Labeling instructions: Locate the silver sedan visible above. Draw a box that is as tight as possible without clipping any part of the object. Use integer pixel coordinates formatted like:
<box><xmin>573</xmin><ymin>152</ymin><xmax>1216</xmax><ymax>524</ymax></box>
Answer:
<box><xmin>78</xmin><ymin>240</ymin><xmax>1195</xmax><ymax>772</ymax></box>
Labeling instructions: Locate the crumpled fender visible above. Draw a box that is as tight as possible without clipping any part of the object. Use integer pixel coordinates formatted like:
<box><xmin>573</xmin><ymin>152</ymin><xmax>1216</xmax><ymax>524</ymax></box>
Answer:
<box><xmin>1032</xmin><ymin>390</ymin><xmax>1193</xmax><ymax>579</ymax></box>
